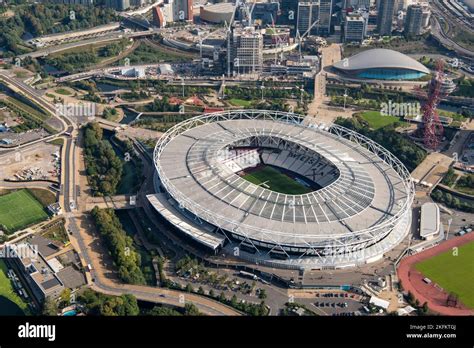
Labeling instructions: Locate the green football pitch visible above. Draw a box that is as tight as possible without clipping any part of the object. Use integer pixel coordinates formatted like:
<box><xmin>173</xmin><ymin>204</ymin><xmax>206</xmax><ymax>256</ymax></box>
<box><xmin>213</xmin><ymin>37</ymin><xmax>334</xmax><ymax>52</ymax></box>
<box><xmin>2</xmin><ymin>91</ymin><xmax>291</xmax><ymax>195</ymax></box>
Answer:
<box><xmin>241</xmin><ymin>165</ymin><xmax>312</xmax><ymax>195</ymax></box>
<box><xmin>0</xmin><ymin>189</ymin><xmax>48</xmax><ymax>233</ymax></box>
<box><xmin>415</xmin><ymin>240</ymin><xmax>474</xmax><ymax>309</ymax></box>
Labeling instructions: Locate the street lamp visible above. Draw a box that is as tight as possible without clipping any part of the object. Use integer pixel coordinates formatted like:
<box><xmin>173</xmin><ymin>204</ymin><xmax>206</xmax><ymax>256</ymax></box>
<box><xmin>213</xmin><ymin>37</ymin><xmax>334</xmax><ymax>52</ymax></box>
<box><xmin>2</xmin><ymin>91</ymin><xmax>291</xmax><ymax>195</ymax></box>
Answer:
<box><xmin>446</xmin><ymin>218</ymin><xmax>452</xmax><ymax>240</ymax></box>
<box><xmin>260</xmin><ymin>82</ymin><xmax>265</xmax><ymax>101</ymax></box>
<box><xmin>343</xmin><ymin>89</ymin><xmax>348</xmax><ymax>110</ymax></box>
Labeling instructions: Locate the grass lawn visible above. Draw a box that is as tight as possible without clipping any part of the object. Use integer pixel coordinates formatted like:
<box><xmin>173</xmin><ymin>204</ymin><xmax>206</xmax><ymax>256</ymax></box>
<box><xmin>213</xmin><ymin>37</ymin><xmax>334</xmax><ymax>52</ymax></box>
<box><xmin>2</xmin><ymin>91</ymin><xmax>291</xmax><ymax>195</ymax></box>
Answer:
<box><xmin>124</xmin><ymin>43</ymin><xmax>191</xmax><ymax>64</ymax></box>
<box><xmin>415</xmin><ymin>241</ymin><xmax>474</xmax><ymax>309</ymax></box>
<box><xmin>242</xmin><ymin>165</ymin><xmax>312</xmax><ymax>195</ymax></box>
<box><xmin>454</xmin><ymin>185</ymin><xmax>474</xmax><ymax>196</ymax></box>
<box><xmin>54</xmin><ymin>88</ymin><xmax>72</xmax><ymax>96</ymax></box>
<box><xmin>47</xmin><ymin>138</ymin><xmax>64</xmax><ymax>146</ymax></box>
<box><xmin>27</xmin><ymin>188</ymin><xmax>57</xmax><ymax>207</ymax></box>
<box><xmin>14</xmin><ymin>71</ymin><xmax>28</xmax><ymax>78</ymax></box>
<box><xmin>41</xmin><ymin>220</ymin><xmax>69</xmax><ymax>244</ymax></box>
<box><xmin>0</xmin><ymin>189</ymin><xmax>49</xmax><ymax>233</ymax></box>
<box><xmin>437</xmin><ymin>109</ymin><xmax>467</xmax><ymax>122</ymax></box>
<box><xmin>229</xmin><ymin>98</ymin><xmax>252</xmax><ymax>107</ymax></box>
<box><xmin>0</xmin><ymin>260</ymin><xmax>29</xmax><ymax>315</ymax></box>
<box><xmin>4</xmin><ymin>97</ymin><xmax>49</xmax><ymax>121</ymax></box>
<box><xmin>360</xmin><ymin>111</ymin><xmax>405</xmax><ymax>130</ymax></box>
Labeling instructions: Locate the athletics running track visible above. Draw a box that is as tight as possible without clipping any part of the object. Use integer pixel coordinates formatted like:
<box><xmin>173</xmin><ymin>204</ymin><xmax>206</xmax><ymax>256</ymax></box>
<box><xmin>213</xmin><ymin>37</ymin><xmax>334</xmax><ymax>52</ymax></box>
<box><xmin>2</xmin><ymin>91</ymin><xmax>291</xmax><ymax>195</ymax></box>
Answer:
<box><xmin>397</xmin><ymin>232</ymin><xmax>474</xmax><ymax>316</ymax></box>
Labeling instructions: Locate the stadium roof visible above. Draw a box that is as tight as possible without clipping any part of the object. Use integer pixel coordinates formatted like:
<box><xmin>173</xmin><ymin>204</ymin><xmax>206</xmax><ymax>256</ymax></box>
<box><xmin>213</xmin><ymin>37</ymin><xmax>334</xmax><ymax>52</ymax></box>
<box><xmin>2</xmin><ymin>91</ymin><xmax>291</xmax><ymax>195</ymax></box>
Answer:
<box><xmin>154</xmin><ymin>112</ymin><xmax>413</xmax><ymax>248</ymax></box>
<box><xmin>333</xmin><ymin>49</ymin><xmax>430</xmax><ymax>74</ymax></box>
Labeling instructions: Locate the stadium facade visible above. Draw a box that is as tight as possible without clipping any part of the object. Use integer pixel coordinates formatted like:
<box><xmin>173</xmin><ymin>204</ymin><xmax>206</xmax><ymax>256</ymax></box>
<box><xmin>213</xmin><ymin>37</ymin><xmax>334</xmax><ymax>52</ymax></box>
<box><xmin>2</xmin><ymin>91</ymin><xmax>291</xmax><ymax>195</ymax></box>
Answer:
<box><xmin>148</xmin><ymin>110</ymin><xmax>414</xmax><ymax>270</ymax></box>
<box><xmin>333</xmin><ymin>49</ymin><xmax>430</xmax><ymax>80</ymax></box>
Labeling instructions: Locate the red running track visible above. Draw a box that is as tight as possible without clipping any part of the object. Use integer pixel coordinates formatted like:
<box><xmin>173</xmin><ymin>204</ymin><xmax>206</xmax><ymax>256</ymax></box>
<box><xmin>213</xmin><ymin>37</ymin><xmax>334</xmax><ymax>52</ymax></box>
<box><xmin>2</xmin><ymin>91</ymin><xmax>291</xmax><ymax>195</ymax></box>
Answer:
<box><xmin>397</xmin><ymin>232</ymin><xmax>474</xmax><ymax>316</ymax></box>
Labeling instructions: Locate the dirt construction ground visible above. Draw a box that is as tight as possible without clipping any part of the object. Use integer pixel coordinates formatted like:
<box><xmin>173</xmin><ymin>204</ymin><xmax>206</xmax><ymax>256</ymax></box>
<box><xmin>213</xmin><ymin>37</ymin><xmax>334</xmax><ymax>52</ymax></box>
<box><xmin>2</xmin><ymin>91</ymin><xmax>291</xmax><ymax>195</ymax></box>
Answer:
<box><xmin>0</xmin><ymin>142</ymin><xmax>60</xmax><ymax>181</ymax></box>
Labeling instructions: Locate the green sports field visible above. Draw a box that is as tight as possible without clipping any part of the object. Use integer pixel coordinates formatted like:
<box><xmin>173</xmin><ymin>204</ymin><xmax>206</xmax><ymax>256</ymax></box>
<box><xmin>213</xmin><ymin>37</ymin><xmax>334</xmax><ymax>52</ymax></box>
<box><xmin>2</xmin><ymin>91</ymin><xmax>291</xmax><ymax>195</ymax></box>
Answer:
<box><xmin>241</xmin><ymin>165</ymin><xmax>312</xmax><ymax>195</ymax></box>
<box><xmin>415</xmin><ymin>241</ymin><xmax>474</xmax><ymax>309</ymax></box>
<box><xmin>0</xmin><ymin>189</ymin><xmax>49</xmax><ymax>234</ymax></box>
<box><xmin>0</xmin><ymin>260</ymin><xmax>29</xmax><ymax>315</ymax></box>
<box><xmin>360</xmin><ymin>111</ymin><xmax>405</xmax><ymax>130</ymax></box>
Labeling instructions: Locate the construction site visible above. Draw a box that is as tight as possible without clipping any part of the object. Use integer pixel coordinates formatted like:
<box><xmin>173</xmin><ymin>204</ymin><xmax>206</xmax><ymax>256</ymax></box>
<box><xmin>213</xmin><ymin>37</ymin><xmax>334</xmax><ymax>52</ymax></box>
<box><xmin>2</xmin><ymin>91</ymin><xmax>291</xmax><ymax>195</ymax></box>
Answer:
<box><xmin>0</xmin><ymin>143</ymin><xmax>60</xmax><ymax>182</ymax></box>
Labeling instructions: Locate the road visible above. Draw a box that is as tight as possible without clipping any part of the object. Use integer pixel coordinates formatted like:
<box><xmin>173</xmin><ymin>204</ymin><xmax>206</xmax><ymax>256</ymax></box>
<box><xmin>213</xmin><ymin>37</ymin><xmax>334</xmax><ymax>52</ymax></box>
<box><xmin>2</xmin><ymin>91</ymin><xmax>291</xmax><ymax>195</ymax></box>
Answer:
<box><xmin>0</xmin><ymin>71</ymin><xmax>72</xmax><ymax>153</ymax></box>
<box><xmin>430</xmin><ymin>0</ymin><xmax>474</xmax><ymax>59</ymax></box>
<box><xmin>0</xmin><ymin>72</ymin><xmax>241</xmax><ymax>315</ymax></box>
<box><xmin>62</xmin><ymin>121</ymin><xmax>241</xmax><ymax>315</ymax></box>
<box><xmin>64</xmin><ymin>213</ymin><xmax>240</xmax><ymax>316</ymax></box>
<box><xmin>18</xmin><ymin>29</ymin><xmax>161</xmax><ymax>59</ymax></box>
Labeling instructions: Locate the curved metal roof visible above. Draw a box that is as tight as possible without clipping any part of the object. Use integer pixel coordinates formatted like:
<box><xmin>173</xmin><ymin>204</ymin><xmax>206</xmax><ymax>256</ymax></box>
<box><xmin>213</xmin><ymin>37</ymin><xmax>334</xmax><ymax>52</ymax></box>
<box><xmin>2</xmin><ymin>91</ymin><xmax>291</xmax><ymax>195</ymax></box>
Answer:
<box><xmin>154</xmin><ymin>110</ymin><xmax>413</xmax><ymax>248</ymax></box>
<box><xmin>333</xmin><ymin>49</ymin><xmax>430</xmax><ymax>74</ymax></box>
<box><xmin>202</xmin><ymin>2</ymin><xmax>236</xmax><ymax>14</ymax></box>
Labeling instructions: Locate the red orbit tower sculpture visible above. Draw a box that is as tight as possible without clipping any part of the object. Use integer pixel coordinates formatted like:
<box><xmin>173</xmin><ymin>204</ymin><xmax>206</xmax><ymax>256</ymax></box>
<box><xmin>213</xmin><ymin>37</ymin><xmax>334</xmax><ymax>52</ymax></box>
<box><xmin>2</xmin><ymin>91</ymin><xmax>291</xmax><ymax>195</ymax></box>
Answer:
<box><xmin>421</xmin><ymin>60</ymin><xmax>445</xmax><ymax>150</ymax></box>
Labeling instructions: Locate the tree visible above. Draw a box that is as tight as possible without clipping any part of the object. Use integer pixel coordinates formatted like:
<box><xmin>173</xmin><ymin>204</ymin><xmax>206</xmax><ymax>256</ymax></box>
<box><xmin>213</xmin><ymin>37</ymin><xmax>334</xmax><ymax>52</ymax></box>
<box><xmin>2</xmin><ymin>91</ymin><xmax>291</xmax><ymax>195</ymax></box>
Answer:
<box><xmin>422</xmin><ymin>302</ymin><xmax>429</xmax><ymax>313</ymax></box>
<box><xmin>258</xmin><ymin>301</ymin><xmax>268</xmax><ymax>316</ymax></box>
<box><xmin>185</xmin><ymin>283</ymin><xmax>193</xmax><ymax>293</ymax></box>
<box><xmin>83</xmin><ymin>123</ymin><xmax>123</xmax><ymax>196</ymax></box>
<box><xmin>59</xmin><ymin>288</ymin><xmax>72</xmax><ymax>307</ymax></box>
<box><xmin>42</xmin><ymin>297</ymin><xmax>58</xmax><ymax>316</ymax></box>
<box><xmin>184</xmin><ymin>303</ymin><xmax>200</xmax><ymax>316</ymax></box>
<box><xmin>147</xmin><ymin>306</ymin><xmax>181</xmax><ymax>316</ymax></box>
<box><xmin>91</xmin><ymin>208</ymin><xmax>145</xmax><ymax>285</ymax></box>
<box><xmin>231</xmin><ymin>294</ymin><xmax>238</xmax><ymax>307</ymax></box>
<box><xmin>197</xmin><ymin>286</ymin><xmax>205</xmax><ymax>295</ymax></box>
<box><xmin>209</xmin><ymin>289</ymin><xmax>215</xmax><ymax>298</ymax></box>
<box><xmin>258</xmin><ymin>289</ymin><xmax>267</xmax><ymax>300</ymax></box>
<box><xmin>218</xmin><ymin>292</ymin><xmax>226</xmax><ymax>302</ymax></box>
<box><xmin>79</xmin><ymin>289</ymin><xmax>139</xmax><ymax>316</ymax></box>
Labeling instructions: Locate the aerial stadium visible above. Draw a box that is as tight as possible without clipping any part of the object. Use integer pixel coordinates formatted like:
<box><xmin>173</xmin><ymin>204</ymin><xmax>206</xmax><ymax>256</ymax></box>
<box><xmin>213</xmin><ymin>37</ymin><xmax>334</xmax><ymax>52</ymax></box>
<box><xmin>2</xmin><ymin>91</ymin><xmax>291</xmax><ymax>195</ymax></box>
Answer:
<box><xmin>333</xmin><ymin>48</ymin><xmax>430</xmax><ymax>80</ymax></box>
<box><xmin>147</xmin><ymin>110</ymin><xmax>414</xmax><ymax>270</ymax></box>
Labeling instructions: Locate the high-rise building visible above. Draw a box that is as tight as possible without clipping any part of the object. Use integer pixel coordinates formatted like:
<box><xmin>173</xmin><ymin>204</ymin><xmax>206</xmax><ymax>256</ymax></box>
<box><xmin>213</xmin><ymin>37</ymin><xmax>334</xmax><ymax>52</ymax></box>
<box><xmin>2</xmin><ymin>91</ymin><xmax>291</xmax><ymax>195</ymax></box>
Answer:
<box><xmin>279</xmin><ymin>0</ymin><xmax>299</xmax><ymax>25</ymax></box>
<box><xmin>347</xmin><ymin>0</ymin><xmax>370</xmax><ymax>9</ymax></box>
<box><xmin>130</xmin><ymin>0</ymin><xmax>146</xmax><ymax>7</ymax></box>
<box><xmin>250</xmin><ymin>1</ymin><xmax>280</xmax><ymax>25</ymax></box>
<box><xmin>105</xmin><ymin>0</ymin><xmax>130</xmax><ymax>11</ymax></box>
<box><xmin>159</xmin><ymin>0</ymin><xmax>192</xmax><ymax>23</ymax></box>
<box><xmin>231</xmin><ymin>27</ymin><xmax>263</xmax><ymax>75</ymax></box>
<box><xmin>153</xmin><ymin>6</ymin><xmax>166</xmax><ymax>27</ymax></box>
<box><xmin>161</xmin><ymin>0</ymin><xmax>175</xmax><ymax>22</ymax></box>
<box><xmin>404</xmin><ymin>4</ymin><xmax>423</xmax><ymax>36</ymax></box>
<box><xmin>344</xmin><ymin>12</ymin><xmax>367</xmax><ymax>42</ymax></box>
<box><xmin>395</xmin><ymin>0</ymin><xmax>405</xmax><ymax>11</ymax></box>
<box><xmin>421</xmin><ymin>3</ymin><xmax>431</xmax><ymax>28</ymax></box>
<box><xmin>318</xmin><ymin>0</ymin><xmax>333</xmax><ymax>35</ymax></box>
<box><xmin>377</xmin><ymin>0</ymin><xmax>396</xmax><ymax>36</ymax></box>
<box><xmin>185</xmin><ymin>0</ymin><xmax>193</xmax><ymax>21</ymax></box>
<box><xmin>174</xmin><ymin>0</ymin><xmax>193</xmax><ymax>21</ymax></box>
<box><xmin>297</xmin><ymin>1</ymin><xmax>320</xmax><ymax>35</ymax></box>
<box><xmin>297</xmin><ymin>0</ymin><xmax>333</xmax><ymax>36</ymax></box>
